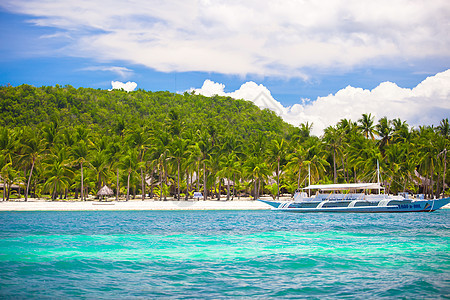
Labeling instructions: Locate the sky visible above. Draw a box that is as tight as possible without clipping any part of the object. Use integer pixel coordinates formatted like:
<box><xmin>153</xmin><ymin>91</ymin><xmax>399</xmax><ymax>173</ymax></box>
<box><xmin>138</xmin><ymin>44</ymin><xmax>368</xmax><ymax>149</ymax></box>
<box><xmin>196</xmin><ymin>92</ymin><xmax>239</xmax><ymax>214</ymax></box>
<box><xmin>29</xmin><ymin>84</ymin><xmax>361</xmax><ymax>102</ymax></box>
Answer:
<box><xmin>1</xmin><ymin>0</ymin><xmax>449</xmax><ymax>136</ymax></box>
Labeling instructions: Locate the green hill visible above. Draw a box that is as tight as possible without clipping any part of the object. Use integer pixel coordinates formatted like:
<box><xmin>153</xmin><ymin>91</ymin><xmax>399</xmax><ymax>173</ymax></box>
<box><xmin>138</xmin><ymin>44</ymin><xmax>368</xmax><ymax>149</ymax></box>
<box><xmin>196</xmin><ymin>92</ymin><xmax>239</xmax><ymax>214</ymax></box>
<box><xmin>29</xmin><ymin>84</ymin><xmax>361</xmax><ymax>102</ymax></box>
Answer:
<box><xmin>0</xmin><ymin>84</ymin><xmax>291</xmax><ymax>139</ymax></box>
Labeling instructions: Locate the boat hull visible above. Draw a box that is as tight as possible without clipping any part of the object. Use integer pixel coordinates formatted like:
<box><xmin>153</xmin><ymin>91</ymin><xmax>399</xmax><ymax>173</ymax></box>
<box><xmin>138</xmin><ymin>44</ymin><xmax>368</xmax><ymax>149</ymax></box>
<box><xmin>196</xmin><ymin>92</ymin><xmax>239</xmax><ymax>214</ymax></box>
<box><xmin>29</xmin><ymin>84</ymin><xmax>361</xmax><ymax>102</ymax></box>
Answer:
<box><xmin>259</xmin><ymin>198</ymin><xmax>450</xmax><ymax>213</ymax></box>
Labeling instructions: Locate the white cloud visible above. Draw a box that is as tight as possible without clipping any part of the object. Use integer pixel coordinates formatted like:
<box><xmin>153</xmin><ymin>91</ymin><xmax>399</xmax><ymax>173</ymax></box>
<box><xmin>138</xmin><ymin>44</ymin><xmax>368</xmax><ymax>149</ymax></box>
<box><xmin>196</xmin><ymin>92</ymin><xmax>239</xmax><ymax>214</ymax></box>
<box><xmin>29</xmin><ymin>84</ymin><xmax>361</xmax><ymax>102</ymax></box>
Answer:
<box><xmin>2</xmin><ymin>0</ymin><xmax>449</xmax><ymax>78</ymax></box>
<box><xmin>110</xmin><ymin>81</ymin><xmax>137</xmax><ymax>92</ymax></box>
<box><xmin>193</xmin><ymin>70</ymin><xmax>450</xmax><ymax>136</ymax></box>
<box><xmin>192</xmin><ymin>80</ymin><xmax>226</xmax><ymax>97</ymax></box>
<box><xmin>229</xmin><ymin>82</ymin><xmax>286</xmax><ymax>116</ymax></box>
<box><xmin>192</xmin><ymin>80</ymin><xmax>286</xmax><ymax>115</ymax></box>
<box><xmin>81</xmin><ymin>66</ymin><xmax>133</xmax><ymax>78</ymax></box>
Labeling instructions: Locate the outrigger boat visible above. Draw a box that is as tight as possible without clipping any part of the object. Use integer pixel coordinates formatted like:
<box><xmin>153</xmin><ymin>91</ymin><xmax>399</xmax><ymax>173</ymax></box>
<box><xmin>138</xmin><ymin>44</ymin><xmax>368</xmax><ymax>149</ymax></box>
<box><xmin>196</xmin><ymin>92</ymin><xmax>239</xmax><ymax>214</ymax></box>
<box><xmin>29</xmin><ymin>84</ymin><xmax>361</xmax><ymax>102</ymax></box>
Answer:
<box><xmin>259</xmin><ymin>183</ymin><xmax>450</xmax><ymax>213</ymax></box>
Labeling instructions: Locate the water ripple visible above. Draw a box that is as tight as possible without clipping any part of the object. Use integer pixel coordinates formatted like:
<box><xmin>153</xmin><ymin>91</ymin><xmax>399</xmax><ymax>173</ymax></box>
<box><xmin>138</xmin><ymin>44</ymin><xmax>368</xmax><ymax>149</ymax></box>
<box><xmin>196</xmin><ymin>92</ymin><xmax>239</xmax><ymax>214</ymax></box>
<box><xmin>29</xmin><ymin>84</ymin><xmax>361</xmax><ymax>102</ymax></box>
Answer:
<box><xmin>0</xmin><ymin>210</ymin><xmax>449</xmax><ymax>298</ymax></box>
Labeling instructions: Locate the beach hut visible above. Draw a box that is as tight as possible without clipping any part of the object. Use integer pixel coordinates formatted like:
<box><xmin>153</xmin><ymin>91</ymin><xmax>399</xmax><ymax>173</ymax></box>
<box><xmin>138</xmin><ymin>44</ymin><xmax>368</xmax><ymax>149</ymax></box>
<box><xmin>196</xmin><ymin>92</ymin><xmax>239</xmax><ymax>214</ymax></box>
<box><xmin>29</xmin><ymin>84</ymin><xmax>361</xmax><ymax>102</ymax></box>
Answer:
<box><xmin>97</xmin><ymin>185</ymin><xmax>114</xmax><ymax>201</ymax></box>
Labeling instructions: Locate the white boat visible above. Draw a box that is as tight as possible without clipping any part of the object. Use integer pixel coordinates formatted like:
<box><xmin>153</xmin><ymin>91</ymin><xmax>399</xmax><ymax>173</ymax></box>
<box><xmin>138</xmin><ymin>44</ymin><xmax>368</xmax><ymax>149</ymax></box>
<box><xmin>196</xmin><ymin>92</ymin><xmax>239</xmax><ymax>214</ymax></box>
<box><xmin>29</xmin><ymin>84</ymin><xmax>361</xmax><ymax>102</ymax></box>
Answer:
<box><xmin>259</xmin><ymin>183</ymin><xmax>450</xmax><ymax>213</ymax></box>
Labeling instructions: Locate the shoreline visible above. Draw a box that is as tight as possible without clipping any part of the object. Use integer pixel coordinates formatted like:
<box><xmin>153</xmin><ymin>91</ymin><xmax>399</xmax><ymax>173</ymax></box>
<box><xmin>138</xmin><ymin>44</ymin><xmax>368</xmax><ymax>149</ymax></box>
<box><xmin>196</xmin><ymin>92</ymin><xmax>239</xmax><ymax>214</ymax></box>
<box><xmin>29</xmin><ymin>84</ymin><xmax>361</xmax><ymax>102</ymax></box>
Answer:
<box><xmin>1</xmin><ymin>198</ymin><xmax>448</xmax><ymax>211</ymax></box>
<box><xmin>0</xmin><ymin>198</ymin><xmax>274</xmax><ymax>211</ymax></box>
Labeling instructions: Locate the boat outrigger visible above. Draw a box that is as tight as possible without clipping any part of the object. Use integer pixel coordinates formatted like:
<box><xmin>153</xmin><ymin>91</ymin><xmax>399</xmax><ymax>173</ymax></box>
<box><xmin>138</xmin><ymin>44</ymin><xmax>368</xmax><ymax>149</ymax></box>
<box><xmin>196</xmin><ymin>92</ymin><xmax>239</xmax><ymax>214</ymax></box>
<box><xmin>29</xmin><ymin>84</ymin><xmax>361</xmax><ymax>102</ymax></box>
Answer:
<box><xmin>259</xmin><ymin>183</ymin><xmax>450</xmax><ymax>213</ymax></box>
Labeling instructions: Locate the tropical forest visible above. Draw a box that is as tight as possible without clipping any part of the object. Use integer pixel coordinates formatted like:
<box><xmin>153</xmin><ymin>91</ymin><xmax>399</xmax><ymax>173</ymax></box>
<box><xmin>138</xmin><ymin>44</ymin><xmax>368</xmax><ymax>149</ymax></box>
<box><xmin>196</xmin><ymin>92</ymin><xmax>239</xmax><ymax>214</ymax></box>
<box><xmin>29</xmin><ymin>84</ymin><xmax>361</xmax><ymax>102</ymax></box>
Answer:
<box><xmin>0</xmin><ymin>84</ymin><xmax>448</xmax><ymax>201</ymax></box>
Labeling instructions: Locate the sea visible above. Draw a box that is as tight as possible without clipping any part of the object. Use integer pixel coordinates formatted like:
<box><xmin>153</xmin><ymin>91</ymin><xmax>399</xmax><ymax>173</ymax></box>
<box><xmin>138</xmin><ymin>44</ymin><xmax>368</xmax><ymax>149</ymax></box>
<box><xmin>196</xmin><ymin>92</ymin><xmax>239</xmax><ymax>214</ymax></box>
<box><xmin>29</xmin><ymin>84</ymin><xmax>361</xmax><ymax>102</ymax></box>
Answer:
<box><xmin>0</xmin><ymin>210</ymin><xmax>449</xmax><ymax>299</ymax></box>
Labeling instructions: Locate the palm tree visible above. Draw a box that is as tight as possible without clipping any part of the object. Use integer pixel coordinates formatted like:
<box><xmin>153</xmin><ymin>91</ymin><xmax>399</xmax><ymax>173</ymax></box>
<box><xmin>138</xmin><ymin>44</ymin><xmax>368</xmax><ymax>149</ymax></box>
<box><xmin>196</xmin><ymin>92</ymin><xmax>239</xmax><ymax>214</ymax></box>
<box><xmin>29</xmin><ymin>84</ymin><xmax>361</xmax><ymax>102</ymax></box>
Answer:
<box><xmin>42</xmin><ymin>146</ymin><xmax>74</xmax><ymax>200</ymax></box>
<box><xmin>376</xmin><ymin>117</ymin><xmax>392</xmax><ymax>156</ymax></box>
<box><xmin>358</xmin><ymin>113</ymin><xmax>375</xmax><ymax>139</ymax></box>
<box><xmin>437</xmin><ymin>118</ymin><xmax>450</xmax><ymax>139</ymax></box>
<box><xmin>286</xmin><ymin>143</ymin><xmax>307</xmax><ymax>191</ymax></box>
<box><xmin>303</xmin><ymin>137</ymin><xmax>330</xmax><ymax>184</ymax></box>
<box><xmin>244</xmin><ymin>156</ymin><xmax>269</xmax><ymax>199</ymax></box>
<box><xmin>299</xmin><ymin>122</ymin><xmax>313</xmax><ymax>141</ymax></box>
<box><xmin>197</xmin><ymin>130</ymin><xmax>212</xmax><ymax>200</ymax></box>
<box><xmin>337</xmin><ymin>119</ymin><xmax>358</xmax><ymax>182</ymax></box>
<box><xmin>125</xmin><ymin>126</ymin><xmax>150</xmax><ymax>200</ymax></box>
<box><xmin>436</xmin><ymin>118</ymin><xmax>449</xmax><ymax>196</ymax></box>
<box><xmin>220</xmin><ymin>134</ymin><xmax>244</xmax><ymax>199</ymax></box>
<box><xmin>20</xmin><ymin>133</ymin><xmax>44</xmax><ymax>201</ymax></box>
<box><xmin>244</xmin><ymin>133</ymin><xmax>267</xmax><ymax>199</ymax></box>
<box><xmin>168</xmin><ymin>136</ymin><xmax>189</xmax><ymax>200</ymax></box>
<box><xmin>0</xmin><ymin>127</ymin><xmax>17</xmax><ymax>201</ymax></box>
<box><xmin>152</xmin><ymin>129</ymin><xmax>170</xmax><ymax>200</ymax></box>
<box><xmin>106</xmin><ymin>137</ymin><xmax>122</xmax><ymax>201</ymax></box>
<box><xmin>0</xmin><ymin>159</ymin><xmax>22</xmax><ymax>201</ymax></box>
<box><xmin>119</xmin><ymin>147</ymin><xmax>139</xmax><ymax>201</ymax></box>
<box><xmin>391</xmin><ymin>119</ymin><xmax>411</xmax><ymax>144</ymax></box>
<box><xmin>186</xmin><ymin>142</ymin><xmax>202</xmax><ymax>198</ymax></box>
<box><xmin>71</xmin><ymin>140</ymin><xmax>90</xmax><ymax>201</ymax></box>
<box><xmin>348</xmin><ymin>135</ymin><xmax>382</xmax><ymax>184</ymax></box>
<box><xmin>416</xmin><ymin>126</ymin><xmax>439</xmax><ymax>198</ymax></box>
<box><xmin>216</xmin><ymin>151</ymin><xmax>240</xmax><ymax>200</ymax></box>
<box><xmin>188</xmin><ymin>143</ymin><xmax>202</xmax><ymax>186</ymax></box>
<box><xmin>89</xmin><ymin>148</ymin><xmax>109</xmax><ymax>193</ymax></box>
<box><xmin>266</xmin><ymin>138</ymin><xmax>287</xmax><ymax>200</ymax></box>
<box><xmin>323</xmin><ymin>125</ymin><xmax>342</xmax><ymax>183</ymax></box>
<box><xmin>41</xmin><ymin>120</ymin><xmax>59</xmax><ymax>150</ymax></box>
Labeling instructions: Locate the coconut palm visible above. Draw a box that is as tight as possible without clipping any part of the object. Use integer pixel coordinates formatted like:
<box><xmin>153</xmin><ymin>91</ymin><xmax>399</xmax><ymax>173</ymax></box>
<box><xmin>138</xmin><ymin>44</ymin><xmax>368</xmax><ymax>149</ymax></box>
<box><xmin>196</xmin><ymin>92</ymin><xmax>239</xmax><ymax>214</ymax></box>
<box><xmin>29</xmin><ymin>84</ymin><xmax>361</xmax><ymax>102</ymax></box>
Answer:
<box><xmin>303</xmin><ymin>137</ymin><xmax>330</xmax><ymax>184</ymax></box>
<box><xmin>243</xmin><ymin>133</ymin><xmax>267</xmax><ymax>198</ymax></box>
<box><xmin>323</xmin><ymin>125</ymin><xmax>343</xmax><ymax>183</ymax></box>
<box><xmin>71</xmin><ymin>140</ymin><xmax>90</xmax><ymax>200</ymax></box>
<box><xmin>42</xmin><ymin>147</ymin><xmax>74</xmax><ymax>200</ymax></box>
<box><xmin>186</xmin><ymin>142</ymin><xmax>202</xmax><ymax>197</ymax></box>
<box><xmin>299</xmin><ymin>122</ymin><xmax>313</xmax><ymax>141</ymax></box>
<box><xmin>286</xmin><ymin>143</ymin><xmax>307</xmax><ymax>191</ymax></box>
<box><xmin>197</xmin><ymin>130</ymin><xmax>212</xmax><ymax>200</ymax></box>
<box><xmin>436</xmin><ymin>118</ymin><xmax>449</xmax><ymax>196</ymax></box>
<box><xmin>20</xmin><ymin>133</ymin><xmax>44</xmax><ymax>201</ymax></box>
<box><xmin>188</xmin><ymin>142</ymin><xmax>202</xmax><ymax>184</ymax></box>
<box><xmin>125</xmin><ymin>126</ymin><xmax>150</xmax><ymax>200</ymax></box>
<box><xmin>0</xmin><ymin>159</ymin><xmax>22</xmax><ymax>201</ymax></box>
<box><xmin>337</xmin><ymin>119</ymin><xmax>358</xmax><ymax>182</ymax></box>
<box><xmin>437</xmin><ymin>118</ymin><xmax>450</xmax><ymax>139</ymax></box>
<box><xmin>152</xmin><ymin>129</ymin><xmax>170</xmax><ymax>200</ymax></box>
<box><xmin>105</xmin><ymin>137</ymin><xmax>122</xmax><ymax>201</ymax></box>
<box><xmin>349</xmin><ymin>135</ymin><xmax>382</xmax><ymax>184</ymax></box>
<box><xmin>220</xmin><ymin>134</ymin><xmax>244</xmax><ymax>199</ymax></box>
<box><xmin>244</xmin><ymin>156</ymin><xmax>270</xmax><ymax>199</ymax></box>
<box><xmin>266</xmin><ymin>138</ymin><xmax>287</xmax><ymax>200</ymax></box>
<box><xmin>358</xmin><ymin>113</ymin><xmax>375</xmax><ymax>139</ymax></box>
<box><xmin>89</xmin><ymin>148</ymin><xmax>109</xmax><ymax>192</ymax></box>
<box><xmin>416</xmin><ymin>126</ymin><xmax>439</xmax><ymax>198</ymax></box>
<box><xmin>119</xmin><ymin>147</ymin><xmax>139</xmax><ymax>201</ymax></box>
<box><xmin>168</xmin><ymin>136</ymin><xmax>189</xmax><ymax>200</ymax></box>
<box><xmin>435</xmin><ymin>135</ymin><xmax>449</xmax><ymax>197</ymax></box>
<box><xmin>41</xmin><ymin>120</ymin><xmax>59</xmax><ymax>150</ymax></box>
<box><xmin>217</xmin><ymin>152</ymin><xmax>240</xmax><ymax>200</ymax></box>
<box><xmin>0</xmin><ymin>127</ymin><xmax>17</xmax><ymax>201</ymax></box>
<box><xmin>376</xmin><ymin>117</ymin><xmax>393</xmax><ymax>156</ymax></box>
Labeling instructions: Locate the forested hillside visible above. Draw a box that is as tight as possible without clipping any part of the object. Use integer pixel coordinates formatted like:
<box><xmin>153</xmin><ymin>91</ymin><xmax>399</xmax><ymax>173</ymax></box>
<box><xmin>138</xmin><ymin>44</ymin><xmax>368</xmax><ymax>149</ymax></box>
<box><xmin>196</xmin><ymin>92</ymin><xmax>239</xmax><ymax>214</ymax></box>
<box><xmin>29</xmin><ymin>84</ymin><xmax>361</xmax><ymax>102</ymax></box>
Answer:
<box><xmin>0</xmin><ymin>84</ymin><xmax>287</xmax><ymax>137</ymax></box>
<box><xmin>0</xmin><ymin>84</ymin><xmax>448</xmax><ymax>201</ymax></box>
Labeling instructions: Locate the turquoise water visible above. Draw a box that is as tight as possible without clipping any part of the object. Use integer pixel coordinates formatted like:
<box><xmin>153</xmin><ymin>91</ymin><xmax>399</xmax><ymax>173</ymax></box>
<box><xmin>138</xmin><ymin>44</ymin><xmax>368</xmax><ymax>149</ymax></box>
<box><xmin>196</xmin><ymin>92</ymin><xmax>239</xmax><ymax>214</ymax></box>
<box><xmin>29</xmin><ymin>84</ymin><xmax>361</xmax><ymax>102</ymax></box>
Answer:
<box><xmin>0</xmin><ymin>210</ymin><xmax>449</xmax><ymax>299</ymax></box>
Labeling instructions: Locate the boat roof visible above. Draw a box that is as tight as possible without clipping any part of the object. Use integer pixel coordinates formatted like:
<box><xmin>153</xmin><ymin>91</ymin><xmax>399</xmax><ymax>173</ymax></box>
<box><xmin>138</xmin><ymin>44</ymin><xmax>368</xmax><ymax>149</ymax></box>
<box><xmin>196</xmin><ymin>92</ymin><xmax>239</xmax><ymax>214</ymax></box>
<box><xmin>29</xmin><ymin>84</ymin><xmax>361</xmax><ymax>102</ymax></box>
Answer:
<box><xmin>303</xmin><ymin>183</ymin><xmax>383</xmax><ymax>191</ymax></box>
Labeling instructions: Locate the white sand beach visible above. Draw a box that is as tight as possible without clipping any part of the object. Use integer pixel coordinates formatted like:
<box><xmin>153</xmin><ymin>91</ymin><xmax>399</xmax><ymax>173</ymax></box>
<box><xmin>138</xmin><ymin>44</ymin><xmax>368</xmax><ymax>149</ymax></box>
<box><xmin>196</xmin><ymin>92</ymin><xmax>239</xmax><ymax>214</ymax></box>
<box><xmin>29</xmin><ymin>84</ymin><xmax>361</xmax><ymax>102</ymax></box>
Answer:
<box><xmin>2</xmin><ymin>198</ymin><xmax>448</xmax><ymax>211</ymax></box>
<box><xmin>0</xmin><ymin>198</ymin><xmax>273</xmax><ymax>211</ymax></box>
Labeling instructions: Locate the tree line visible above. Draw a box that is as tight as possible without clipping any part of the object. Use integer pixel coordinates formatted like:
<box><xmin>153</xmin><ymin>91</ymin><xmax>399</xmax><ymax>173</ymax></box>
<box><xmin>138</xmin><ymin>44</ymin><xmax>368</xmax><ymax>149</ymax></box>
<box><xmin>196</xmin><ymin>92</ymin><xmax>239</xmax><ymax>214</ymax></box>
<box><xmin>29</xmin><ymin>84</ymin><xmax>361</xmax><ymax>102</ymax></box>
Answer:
<box><xmin>0</xmin><ymin>84</ymin><xmax>448</xmax><ymax>201</ymax></box>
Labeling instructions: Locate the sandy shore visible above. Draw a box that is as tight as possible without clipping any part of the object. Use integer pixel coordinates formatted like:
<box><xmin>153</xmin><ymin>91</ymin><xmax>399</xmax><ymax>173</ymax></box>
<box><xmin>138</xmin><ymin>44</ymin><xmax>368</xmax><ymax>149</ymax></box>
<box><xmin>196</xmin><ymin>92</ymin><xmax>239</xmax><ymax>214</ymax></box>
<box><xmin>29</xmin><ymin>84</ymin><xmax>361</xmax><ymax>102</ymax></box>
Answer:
<box><xmin>0</xmin><ymin>198</ymin><xmax>274</xmax><ymax>211</ymax></box>
<box><xmin>2</xmin><ymin>198</ymin><xmax>448</xmax><ymax>211</ymax></box>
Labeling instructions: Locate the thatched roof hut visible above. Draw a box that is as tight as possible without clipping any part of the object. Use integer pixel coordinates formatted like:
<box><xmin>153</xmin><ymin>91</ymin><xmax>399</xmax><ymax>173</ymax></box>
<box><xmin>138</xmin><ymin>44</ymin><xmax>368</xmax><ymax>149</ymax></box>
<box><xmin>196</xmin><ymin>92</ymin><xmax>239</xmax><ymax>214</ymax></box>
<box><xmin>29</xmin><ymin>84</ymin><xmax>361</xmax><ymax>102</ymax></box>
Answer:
<box><xmin>97</xmin><ymin>185</ymin><xmax>114</xmax><ymax>197</ymax></box>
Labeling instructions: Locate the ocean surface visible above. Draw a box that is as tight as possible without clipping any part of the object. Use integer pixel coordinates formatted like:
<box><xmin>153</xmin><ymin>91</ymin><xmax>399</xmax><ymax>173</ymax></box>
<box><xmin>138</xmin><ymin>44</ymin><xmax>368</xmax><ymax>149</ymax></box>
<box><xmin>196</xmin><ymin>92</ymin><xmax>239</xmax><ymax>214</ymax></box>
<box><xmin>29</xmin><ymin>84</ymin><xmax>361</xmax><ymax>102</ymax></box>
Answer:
<box><xmin>0</xmin><ymin>210</ymin><xmax>449</xmax><ymax>299</ymax></box>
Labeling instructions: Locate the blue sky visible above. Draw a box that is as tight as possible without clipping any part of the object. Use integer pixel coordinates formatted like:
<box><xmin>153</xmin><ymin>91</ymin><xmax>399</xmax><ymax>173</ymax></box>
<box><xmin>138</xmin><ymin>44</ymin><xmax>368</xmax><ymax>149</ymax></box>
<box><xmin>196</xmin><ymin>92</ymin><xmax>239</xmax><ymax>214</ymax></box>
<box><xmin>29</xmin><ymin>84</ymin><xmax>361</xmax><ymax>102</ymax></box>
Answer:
<box><xmin>1</xmin><ymin>1</ymin><xmax>449</xmax><ymax>134</ymax></box>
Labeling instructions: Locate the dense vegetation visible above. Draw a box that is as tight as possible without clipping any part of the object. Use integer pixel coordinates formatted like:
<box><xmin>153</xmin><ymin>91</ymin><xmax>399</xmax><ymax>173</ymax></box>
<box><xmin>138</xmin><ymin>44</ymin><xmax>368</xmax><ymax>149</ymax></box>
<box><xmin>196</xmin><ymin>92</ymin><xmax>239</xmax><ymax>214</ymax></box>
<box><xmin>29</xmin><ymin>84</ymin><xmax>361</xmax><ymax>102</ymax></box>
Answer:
<box><xmin>0</xmin><ymin>84</ymin><xmax>448</xmax><ymax>201</ymax></box>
